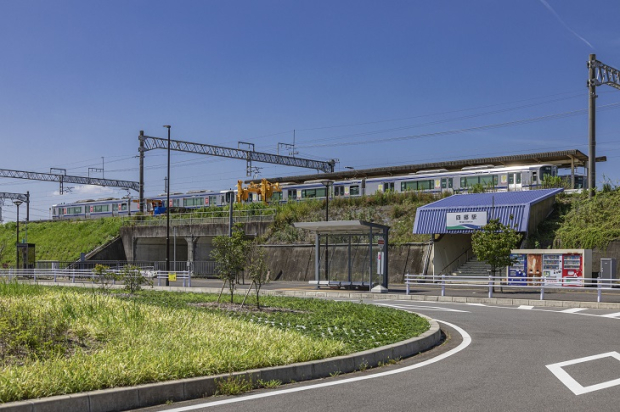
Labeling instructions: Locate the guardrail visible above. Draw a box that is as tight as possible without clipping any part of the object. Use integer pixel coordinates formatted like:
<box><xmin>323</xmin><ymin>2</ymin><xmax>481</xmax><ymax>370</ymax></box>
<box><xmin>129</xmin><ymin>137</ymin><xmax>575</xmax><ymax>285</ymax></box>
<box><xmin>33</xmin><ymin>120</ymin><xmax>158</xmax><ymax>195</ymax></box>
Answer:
<box><xmin>0</xmin><ymin>268</ymin><xmax>192</xmax><ymax>288</ymax></box>
<box><xmin>405</xmin><ymin>274</ymin><xmax>620</xmax><ymax>303</ymax></box>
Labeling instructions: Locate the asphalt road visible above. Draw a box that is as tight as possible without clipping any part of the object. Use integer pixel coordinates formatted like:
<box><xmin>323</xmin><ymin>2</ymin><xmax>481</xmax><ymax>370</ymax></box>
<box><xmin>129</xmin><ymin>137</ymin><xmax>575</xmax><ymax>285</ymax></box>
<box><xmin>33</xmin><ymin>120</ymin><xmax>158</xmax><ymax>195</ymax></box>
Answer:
<box><xmin>132</xmin><ymin>299</ymin><xmax>620</xmax><ymax>412</ymax></box>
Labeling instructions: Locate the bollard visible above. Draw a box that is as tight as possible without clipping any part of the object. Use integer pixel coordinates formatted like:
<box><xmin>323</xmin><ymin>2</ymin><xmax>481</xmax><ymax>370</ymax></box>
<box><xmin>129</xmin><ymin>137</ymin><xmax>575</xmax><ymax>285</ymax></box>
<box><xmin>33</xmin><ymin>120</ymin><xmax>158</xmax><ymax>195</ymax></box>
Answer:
<box><xmin>406</xmin><ymin>273</ymin><xmax>410</xmax><ymax>295</ymax></box>
<box><xmin>540</xmin><ymin>283</ymin><xmax>545</xmax><ymax>300</ymax></box>
<box><xmin>488</xmin><ymin>275</ymin><xmax>493</xmax><ymax>299</ymax></box>
<box><xmin>598</xmin><ymin>278</ymin><xmax>602</xmax><ymax>303</ymax></box>
<box><xmin>441</xmin><ymin>274</ymin><xmax>446</xmax><ymax>297</ymax></box>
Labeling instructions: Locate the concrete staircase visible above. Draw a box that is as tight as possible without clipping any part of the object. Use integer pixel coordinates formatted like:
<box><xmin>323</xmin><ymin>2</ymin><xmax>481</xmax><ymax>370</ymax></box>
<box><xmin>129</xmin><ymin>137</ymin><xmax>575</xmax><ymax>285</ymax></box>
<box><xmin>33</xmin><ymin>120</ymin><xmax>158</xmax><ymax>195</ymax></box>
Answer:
<box><xmin>454</xmin><ymin>256</ymin><xmax>493</xmax><ymax>277</ymax></box>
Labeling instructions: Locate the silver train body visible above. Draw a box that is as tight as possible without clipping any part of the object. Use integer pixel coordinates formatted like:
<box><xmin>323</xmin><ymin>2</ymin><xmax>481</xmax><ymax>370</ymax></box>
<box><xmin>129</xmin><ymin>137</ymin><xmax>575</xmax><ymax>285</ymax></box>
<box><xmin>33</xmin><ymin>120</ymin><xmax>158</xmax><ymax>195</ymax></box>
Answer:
<box><xmin>50</xmin><ymin>164</ymin><xmax>577</xmax><ymax>219</ymax></box>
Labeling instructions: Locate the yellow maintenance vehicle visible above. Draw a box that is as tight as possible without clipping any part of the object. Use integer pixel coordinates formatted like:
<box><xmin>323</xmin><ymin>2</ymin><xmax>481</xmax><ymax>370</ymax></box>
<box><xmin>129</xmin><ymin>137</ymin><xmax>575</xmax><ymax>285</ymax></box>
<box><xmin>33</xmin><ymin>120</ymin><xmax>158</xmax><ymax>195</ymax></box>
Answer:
<box><xmin>236</xmin><ymin>179</ymin><xmax>282</xmax><ymax>204</ymax></box>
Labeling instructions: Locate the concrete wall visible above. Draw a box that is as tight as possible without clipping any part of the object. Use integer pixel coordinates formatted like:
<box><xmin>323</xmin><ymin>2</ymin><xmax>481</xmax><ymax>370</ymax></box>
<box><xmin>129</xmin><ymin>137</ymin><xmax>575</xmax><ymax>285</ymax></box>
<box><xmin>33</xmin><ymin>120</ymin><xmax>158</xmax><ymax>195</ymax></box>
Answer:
<box><xmin>431</xmin><ymin>234</ymin><xmax>472</xmax><ymax>275</ymax></box>
<box><xmin>260</xmin><ymin>243</ymin><xmax>427</xmax><ymax>284</ymax></box>
<box><xmin>86</xmin><ymin>237</ymin><xmax>127</xmax><ymax>261</ymax></box>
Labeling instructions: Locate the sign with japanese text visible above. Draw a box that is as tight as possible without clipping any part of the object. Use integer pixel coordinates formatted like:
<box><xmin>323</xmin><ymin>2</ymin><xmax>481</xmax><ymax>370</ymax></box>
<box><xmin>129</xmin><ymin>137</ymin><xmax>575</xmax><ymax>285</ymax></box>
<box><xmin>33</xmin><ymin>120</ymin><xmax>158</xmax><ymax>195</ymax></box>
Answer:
<box><xmin>446</xmin><ymin>211</ymin><xmax>488</xmax><ymax>230</ymax></box>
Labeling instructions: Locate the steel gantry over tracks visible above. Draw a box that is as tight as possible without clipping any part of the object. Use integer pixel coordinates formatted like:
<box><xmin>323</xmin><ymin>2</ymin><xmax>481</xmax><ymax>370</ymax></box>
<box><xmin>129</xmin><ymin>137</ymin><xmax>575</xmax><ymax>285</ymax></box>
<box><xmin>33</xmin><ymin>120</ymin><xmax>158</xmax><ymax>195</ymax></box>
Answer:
<box><xmin>0</xmin><ymin>168</ymin><xmax>140</xmax><ymax>194</ymax></box>
<box><xmin>138</xmin><ymin>131</ymin><xmax>336</xmax><ymax>212</ymax></box>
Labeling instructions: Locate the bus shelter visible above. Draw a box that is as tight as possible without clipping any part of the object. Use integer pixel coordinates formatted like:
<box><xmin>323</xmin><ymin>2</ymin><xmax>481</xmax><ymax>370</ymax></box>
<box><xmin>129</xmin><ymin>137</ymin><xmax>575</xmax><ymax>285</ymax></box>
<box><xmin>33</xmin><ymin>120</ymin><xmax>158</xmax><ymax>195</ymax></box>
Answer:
<box><xmin>294</xmin><ymin>220</ymin><xmax>390</xmax><ymax>293</ymax></box>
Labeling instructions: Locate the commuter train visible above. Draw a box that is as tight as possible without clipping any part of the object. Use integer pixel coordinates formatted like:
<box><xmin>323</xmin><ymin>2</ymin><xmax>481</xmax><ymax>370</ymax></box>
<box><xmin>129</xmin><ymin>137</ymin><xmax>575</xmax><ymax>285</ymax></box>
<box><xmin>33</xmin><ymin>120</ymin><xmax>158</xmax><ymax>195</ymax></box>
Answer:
<box><xmin>50</xmin><ymin>163</ymin><xmax>577</xmax><ymax>220</ymax></box>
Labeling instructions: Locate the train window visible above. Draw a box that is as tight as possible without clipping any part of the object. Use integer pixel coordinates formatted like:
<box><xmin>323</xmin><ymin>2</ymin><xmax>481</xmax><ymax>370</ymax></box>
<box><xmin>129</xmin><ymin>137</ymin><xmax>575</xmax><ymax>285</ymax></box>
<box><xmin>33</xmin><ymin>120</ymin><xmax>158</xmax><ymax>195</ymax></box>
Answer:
<box><xmin>479</xmin><ymin>175</ymin><xmax>498</xmax><ymax>186</ymax></box>
<box><xmin>350</xmin><ymin>185</ymin><xmax>360</xmax><ymax>196</ymax></box>
<box><xmin>541</xmin><ymin>166</ymin><xmax>554</xmax><ymax>179</ymax></box>
<box><xmin>532</xmin><ymin>172</ymin><xmax>537</xmax><ymax>182</ymax></box>
<box><xmin>401</xmin><ymin>181</ymin><xmax>415</xmax><ymax>191</ymax></box>
<box><xmin>441</xmin><ymin>178</ymin><xmax>453</xmax><ymax>189</ymax></box>
<box><xmin>271</xmin><ymin>192</ymin><xmax>282</xmax><ymax>202</ymax></box>
<box><xmin>121</xmin><ymin>203</ymin><xmax>128</xmax><ymax>211</ymax></box>
<box><xmin>417</xmin><ymin>180</ymin><xmax>432</xmax><ymax>190</ymax></box>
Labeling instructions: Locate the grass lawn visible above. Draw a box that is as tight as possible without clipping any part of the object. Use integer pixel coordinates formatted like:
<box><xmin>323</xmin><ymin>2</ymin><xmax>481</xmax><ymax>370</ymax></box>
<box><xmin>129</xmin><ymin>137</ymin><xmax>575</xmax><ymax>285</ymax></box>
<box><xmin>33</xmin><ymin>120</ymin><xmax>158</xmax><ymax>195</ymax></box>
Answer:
<box><xmin>0</xmin><ymin>282</ymin><xmax>429</xmax><ymax>403</ymax></box>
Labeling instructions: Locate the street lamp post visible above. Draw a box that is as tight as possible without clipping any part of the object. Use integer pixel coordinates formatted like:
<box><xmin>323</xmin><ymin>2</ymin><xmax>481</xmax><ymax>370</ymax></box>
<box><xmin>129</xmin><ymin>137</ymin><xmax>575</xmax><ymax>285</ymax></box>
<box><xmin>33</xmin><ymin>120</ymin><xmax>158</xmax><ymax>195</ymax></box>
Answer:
<box><xmin>320</xmin><ymin>180</ymin><xmax>333</xmax><ymax>282</ymax></box>
<box><xmin>163</xmin><ymin>125</ymin><xmax>171</xmax><ymax>286</ymax></box>
<box><xmin>13</xmin><ymin>200</ymin><xmax>23</xmax><ymax>269</ymax></box>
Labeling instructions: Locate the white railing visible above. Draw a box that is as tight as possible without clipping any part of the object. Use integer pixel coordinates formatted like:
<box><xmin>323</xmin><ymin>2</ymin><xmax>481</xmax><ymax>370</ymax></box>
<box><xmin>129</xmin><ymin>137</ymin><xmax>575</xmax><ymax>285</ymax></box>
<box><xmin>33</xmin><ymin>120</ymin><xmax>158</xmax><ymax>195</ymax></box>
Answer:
<box><xmin>0</xmin><ymin>268</ymin><xmax>192</xmax><ymax>288</ymax></box>
<box><xmin>405</xmin><ymin>274</ymin><xmax>620</xmax><ymax>303</ymax></box>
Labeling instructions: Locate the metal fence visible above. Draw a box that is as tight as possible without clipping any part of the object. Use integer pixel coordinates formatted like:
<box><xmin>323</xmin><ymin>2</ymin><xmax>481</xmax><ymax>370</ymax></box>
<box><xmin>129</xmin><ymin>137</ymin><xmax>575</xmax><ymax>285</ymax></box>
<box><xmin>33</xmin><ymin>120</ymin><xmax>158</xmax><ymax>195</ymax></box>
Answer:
<box><xmin>0</xmin><ymin>268</ymin><xmax>193</xmax><ymax>287</ymax></box>
<box><xmin>122</xmin><ymin>210</ymin><xmax>276</xmax><ymax>227</ymax></box>
<box><xmin>35</xmin><ymin>260</ymin><xmax>218</xmax><ymax>276</ymax></box>
<box><xmin>405</xmin><ymin>274</ymin><xmax>620</xmax><ymax>303</ymax></box>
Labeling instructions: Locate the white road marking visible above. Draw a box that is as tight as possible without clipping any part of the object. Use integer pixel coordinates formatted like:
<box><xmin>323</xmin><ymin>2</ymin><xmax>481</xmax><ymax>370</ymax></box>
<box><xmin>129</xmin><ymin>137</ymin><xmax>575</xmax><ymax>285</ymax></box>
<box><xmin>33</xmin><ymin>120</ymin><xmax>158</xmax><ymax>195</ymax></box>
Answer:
<box><xmin>518</xmin><ymin>305</ymin><xmax>534</xmax><ymax>310</ymax></box>
<box><xmin>601</xmin><ymin>312</ymin><xmax>620</xmax><ymax>319</ymax></box>
<box><xmin>559</xmin><ymin>308</ymin><xmax>587</xmax><ymax>314</ymax></box>
<box><xmin>374</xmin><ymin>302</ymin><xmax>470</xmax><ymax>313</ymax></box>
<box><xmin>163</xmin><ymin>320</ymin><xmax>472</xmax><ymax>411</ymax></box>
<box><xmin>466</xmin><ymin>303</ymin><xmax>487</xmax><ymax>307</ymax></box>
<box><xmin>547</xmin><ymin>352</ymin><xmax>620</xmax><ymax>395</ymax></box>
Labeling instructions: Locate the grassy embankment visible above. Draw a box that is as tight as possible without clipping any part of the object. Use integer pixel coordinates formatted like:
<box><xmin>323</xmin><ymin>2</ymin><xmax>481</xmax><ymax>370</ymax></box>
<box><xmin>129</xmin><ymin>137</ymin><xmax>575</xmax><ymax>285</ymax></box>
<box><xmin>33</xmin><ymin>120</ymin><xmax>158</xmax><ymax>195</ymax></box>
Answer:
<box><xmin>0</xmin><ymin>218</ymin><xmax>123</xmax><ymax>267</ymax></box>
<box><xmin>0</xmin><ymin>282</ymin><xmax>429</xmax><ymax>403</ymax></box>
<box><xmin>526</xmin><ymin>188</ymin><xmax>620</xmax><ymax>250</ymax></box>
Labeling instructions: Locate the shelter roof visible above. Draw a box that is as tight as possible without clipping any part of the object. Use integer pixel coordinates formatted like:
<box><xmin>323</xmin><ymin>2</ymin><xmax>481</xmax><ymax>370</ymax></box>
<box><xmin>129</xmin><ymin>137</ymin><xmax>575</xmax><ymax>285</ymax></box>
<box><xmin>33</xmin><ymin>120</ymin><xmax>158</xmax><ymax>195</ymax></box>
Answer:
<box><xmin>413</xmin><ymin>188</ymin><xmax>563</xmax><ymax>235</ymax></box>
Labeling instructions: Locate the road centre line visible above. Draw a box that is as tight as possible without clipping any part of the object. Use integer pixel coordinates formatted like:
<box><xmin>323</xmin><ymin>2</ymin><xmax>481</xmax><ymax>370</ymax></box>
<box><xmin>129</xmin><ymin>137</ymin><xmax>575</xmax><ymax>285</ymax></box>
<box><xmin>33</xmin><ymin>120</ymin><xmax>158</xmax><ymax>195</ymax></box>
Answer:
<box><xmin>163</xmin><ymin>320</ymin><xmax>472</xmax><ymax>412</ymax></box>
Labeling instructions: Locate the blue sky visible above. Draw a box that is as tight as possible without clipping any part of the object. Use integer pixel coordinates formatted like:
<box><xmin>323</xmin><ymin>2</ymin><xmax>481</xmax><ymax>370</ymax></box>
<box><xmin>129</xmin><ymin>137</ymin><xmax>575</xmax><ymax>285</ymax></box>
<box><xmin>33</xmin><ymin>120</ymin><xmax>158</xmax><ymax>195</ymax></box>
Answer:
<box><xmin>1</xmin><ymin>0</ymin><xmax>620</xmax><ymax>221</ymax></box>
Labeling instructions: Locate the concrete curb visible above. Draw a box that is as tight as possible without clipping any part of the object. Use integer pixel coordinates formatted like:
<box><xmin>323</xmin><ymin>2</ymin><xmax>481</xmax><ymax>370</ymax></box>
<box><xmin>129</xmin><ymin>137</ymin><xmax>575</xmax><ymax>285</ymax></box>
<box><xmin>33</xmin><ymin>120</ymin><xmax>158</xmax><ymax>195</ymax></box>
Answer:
<box><xmin>0</xmin><ymin>301</ymin><xmax>441</xmax><ymax>412</ymax></box>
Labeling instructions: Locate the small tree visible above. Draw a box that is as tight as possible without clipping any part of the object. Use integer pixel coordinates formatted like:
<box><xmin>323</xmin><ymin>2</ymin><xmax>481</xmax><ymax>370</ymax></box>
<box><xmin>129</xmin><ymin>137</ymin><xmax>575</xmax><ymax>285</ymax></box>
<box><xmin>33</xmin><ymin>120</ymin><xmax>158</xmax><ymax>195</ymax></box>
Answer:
<box><xmin>211</xmin><ymin>224</ymin><xmax>247</xmax><ymax>303</ymax></box>
<box><xmin>242</xmin><ymin>243</ymin><xmax>269</xmax><ymax>309</ymax></box>
<box><xmin>471</xmin><ymin>218</ymin><xmax>522</xmax><ymax>278</ymax></box>
<box><xmin>92</xmin><ymin>264</ymin><xmax>120</xmax><ymax>292</ymax></box>
<box><xmin>121</xmin><ymin>265</ymin><xmax>152</xmax><ymax>294</ymax></box>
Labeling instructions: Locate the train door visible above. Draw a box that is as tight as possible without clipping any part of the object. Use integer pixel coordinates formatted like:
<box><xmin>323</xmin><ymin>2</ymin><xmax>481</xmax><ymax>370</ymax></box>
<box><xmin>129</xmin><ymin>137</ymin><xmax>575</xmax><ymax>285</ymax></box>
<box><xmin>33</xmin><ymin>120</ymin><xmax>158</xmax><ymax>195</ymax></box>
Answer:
<box><xmin>441</xmin><ymin>177</ymin><xmax>453</xmax><ymax>192</ymax></box>
<box><xmin>382</xmin><ymin>182</ymin><xmax>395</xmax><ymax>193</ymax></box>
<box><xmin>85</xmin><ymin>206</ymin><xmax>91</xmax><ymax>219</ymax></box>
<box><xmin>508</xmin><ymin>172</ymin><xmax>522</xmax><ymax>191</ymax></box>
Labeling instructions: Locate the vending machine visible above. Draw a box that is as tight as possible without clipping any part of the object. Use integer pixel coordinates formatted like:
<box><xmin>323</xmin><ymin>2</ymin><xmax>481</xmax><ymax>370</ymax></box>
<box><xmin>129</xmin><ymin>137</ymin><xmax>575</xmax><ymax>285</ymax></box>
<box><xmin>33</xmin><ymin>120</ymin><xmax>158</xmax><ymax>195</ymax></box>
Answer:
<box><xmin>562</xmin><ymin>254</ymin><xmax>583</xmax><ymax>286</ymax></box>
<box><xmin>509</xmin><ymin>249</ymin><xmax>592</xmax><ymax>287</ymax></box>
<box><xmin>507</xmin><ymin>254</ymin><xmax>527</xmax><ymax>286</ymax></box>
<box><xmin>542</xmin><ymin>254</ymin><xmax>562</xmax><ymax>286</ymax></box>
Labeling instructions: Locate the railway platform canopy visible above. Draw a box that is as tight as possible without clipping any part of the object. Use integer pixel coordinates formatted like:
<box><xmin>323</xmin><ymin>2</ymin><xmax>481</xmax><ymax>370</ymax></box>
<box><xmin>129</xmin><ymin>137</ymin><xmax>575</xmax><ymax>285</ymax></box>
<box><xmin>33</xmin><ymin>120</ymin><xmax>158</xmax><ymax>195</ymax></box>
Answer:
<box><xmin>294</xmin><ymin>220</ymin><xmax>390</xmax><ymax>293</ymax></box>
<box><xmin>246</xmin><ymin>149</ymin><xmax>603</xmax><ymax>184</ymax></box>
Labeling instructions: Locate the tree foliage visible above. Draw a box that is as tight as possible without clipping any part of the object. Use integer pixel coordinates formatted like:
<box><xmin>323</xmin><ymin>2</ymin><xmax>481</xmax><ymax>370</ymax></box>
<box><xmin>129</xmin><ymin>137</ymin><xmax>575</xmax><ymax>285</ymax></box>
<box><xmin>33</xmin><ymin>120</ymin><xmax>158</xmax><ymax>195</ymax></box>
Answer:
<box><xmin>471</xmin><ymin>218</ymin><xmax>522</xmax><ymax>276</ymax></box>
<box><xmin>210</xmin><ymin>223</ymin><xmax>248</xmax><ymax>303</ymax></box>
<box><xmin>244</xmin><ymin>242</ymin><xmax>269</xmax><ymax>309</ymax></box>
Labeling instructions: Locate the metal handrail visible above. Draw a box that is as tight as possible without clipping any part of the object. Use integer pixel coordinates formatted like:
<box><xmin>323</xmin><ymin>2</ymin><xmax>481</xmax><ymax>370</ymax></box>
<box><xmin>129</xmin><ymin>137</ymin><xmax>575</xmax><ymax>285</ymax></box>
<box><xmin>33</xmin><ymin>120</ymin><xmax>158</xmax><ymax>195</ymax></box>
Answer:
<box><xmin>405</xmin><ymin>273</ymin><xmax>619</xmax><ymax>303</ymax></box>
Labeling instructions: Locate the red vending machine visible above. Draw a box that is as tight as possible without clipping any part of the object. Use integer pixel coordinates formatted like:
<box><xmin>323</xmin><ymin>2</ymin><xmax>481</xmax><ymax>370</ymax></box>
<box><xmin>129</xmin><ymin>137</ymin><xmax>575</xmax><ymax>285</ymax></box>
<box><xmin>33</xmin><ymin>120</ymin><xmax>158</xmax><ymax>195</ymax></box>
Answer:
<box><xmin>562</xmin><ymin>254</ymin><xmax>583</xmax><ymax>286</ymax></box>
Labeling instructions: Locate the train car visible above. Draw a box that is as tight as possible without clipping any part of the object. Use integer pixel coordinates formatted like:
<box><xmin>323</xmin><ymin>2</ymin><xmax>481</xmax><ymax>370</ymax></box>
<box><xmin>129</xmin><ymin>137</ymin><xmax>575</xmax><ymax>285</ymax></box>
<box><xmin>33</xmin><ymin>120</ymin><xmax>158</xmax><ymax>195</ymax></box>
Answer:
<box><xmin>51</xmin><ymin>197</ymin><xmax>139</xmax><ymax>220</ymax></box>
<box><xmin>274</xmin><ymin>163</ymin><xmax>566</xmax><ymax>202</ymax></box>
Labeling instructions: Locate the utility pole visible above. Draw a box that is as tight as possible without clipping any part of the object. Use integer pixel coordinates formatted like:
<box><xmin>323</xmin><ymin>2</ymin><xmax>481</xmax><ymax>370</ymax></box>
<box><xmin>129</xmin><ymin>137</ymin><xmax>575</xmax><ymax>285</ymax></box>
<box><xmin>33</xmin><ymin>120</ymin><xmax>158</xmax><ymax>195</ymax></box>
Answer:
<box><xmin>588</xmin><ymin>54</ymin><xmax>597</xmax><ymax>198</ymax></box>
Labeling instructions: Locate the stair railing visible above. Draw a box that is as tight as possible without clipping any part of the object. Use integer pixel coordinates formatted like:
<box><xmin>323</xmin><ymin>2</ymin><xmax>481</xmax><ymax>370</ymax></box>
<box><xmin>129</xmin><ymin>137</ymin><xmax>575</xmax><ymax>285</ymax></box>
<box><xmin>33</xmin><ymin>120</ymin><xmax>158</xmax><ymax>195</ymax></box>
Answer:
<box><xmin>439</xmin><ymin>247</ymin><xmax>473</xmax><ymax>275</ymax></box>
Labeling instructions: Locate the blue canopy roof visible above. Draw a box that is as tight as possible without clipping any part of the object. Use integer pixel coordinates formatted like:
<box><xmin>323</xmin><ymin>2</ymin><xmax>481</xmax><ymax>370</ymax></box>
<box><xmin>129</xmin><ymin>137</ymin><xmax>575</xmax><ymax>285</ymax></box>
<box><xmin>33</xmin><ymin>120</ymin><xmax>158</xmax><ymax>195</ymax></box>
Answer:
<box><xmin>413</xmin><ymin>188</ymin><xmax>563</xmax><ymax>234</ymax></box>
